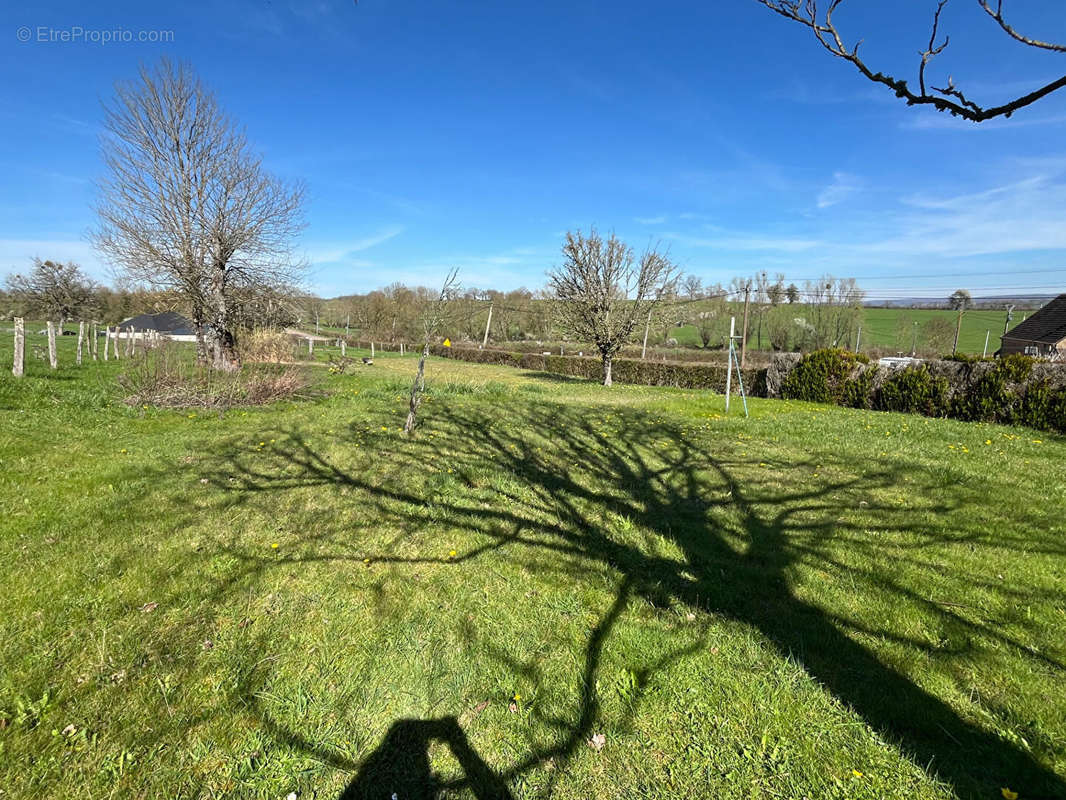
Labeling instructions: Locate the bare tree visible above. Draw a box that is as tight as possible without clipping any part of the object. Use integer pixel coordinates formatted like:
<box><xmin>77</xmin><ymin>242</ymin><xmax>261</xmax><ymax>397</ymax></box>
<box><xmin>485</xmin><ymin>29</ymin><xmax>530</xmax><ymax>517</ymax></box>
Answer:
<box><xmin>695</xmin><ymin>285</ymin><xmax>728</xmax><ymax>348</ymax></box>
<box><xmin>923</xmin><ymin>316</ymin><xmax>956</xmax><ymax>354</ymax></box>
<box><xmin>404</xmin><ymin>268</ymin><xmax>460</xmax><ymax>436</ymax></box>
<box><xmin>94</xmin><ymin>58</ymin><xmax>305</xmax><ymax>371</ymax></box>
<box><xmin>5</xmin><ymin>259</ymin><xmax>98</xmax><ymax>332</ymax></box>
<box><xmin>681</xmin><ymin>274</ymin><xmax>703</xmax><ymax>299</ymax></box>
<box><xmin>756</xmin><ymin>0</ymin><xmax>1066</xmax><ymax>122</ymax></box>
<box><xmin>803</xmin><ymin>276</ymin><xmax>865</xmax><ymax>349</ymax></box>
<box><xmin>548</xmin><ymin>229</ymin><xmax>678</xmax><ymax>386</ymax></box>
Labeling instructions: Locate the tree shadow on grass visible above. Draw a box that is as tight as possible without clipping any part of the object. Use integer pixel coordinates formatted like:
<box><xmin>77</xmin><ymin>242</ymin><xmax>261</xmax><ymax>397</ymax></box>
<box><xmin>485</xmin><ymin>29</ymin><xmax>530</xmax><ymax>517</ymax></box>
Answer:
<box><xmin>195</xmin><ymin>400</ymin><xmax>1065</xmax><ymax>799</ymax></box>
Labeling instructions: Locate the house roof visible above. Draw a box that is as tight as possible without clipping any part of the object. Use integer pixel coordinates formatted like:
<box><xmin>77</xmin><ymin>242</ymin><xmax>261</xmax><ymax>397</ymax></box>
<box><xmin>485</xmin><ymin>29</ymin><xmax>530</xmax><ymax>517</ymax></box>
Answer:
<box><xmin>117</xmin><ymin>311</ymin><xmax>196</xmax><ymax>335</ymax></box>
<box><xmin>1002</xmin><ymin>294</ymin><xmax>1066</xmax><ymax>346</ymax></box>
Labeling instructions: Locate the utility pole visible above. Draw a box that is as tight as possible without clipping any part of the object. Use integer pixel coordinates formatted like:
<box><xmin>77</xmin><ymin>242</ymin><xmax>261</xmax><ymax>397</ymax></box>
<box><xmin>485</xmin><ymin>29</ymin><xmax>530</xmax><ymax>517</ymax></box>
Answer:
<box><xmin>641</xmin><ymin>307</ymin><xmax>652</xmax><ymax>359</ymax></box>
<box><xmin>740</xmin><ymin>283</ymin><xmax>751</xmax><ymax>368</ymax></box>
<box><xmin>725</xmin><ymin>317</ymin><xmax>735</xmax><ymax>413</ymax></box>
<box><xmin>952</xmin><ymin>306</ymin><xmax>964</xmax><ymax>356</ymax></box>
<box><xmin>983</xmin><ymin>330</ymin><xmax>990</xmax><ymax>358</ymax></box>
<box><xmin>854</xmin><ymin>326</ymin><xmax>862</xmax><ymax>353</ymax></box>
<box><xmin>481</xmin><ymin>303</ymin><xmax>493</xmax><ymax>348</ymax></box>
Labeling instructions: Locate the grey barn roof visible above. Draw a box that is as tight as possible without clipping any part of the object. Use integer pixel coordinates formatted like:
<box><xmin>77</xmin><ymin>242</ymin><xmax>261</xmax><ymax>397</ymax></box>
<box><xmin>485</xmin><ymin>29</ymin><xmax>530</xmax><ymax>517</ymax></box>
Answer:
<box><xmin>117</xmin><ymin>311</ymin><xmax>196</xmax><ymax>335</ymax></box>
<box><xmin>1002</xmin><ymin>294</ymin><xmax>1066</xmax><ymax>346</ymax></box>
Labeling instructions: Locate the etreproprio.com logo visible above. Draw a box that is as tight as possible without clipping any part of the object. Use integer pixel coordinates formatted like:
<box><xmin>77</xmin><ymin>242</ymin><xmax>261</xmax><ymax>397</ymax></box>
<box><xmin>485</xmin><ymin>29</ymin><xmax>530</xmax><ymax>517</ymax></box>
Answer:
<box><xmin>16</xmin><ymin>25</ymin><xmax>175</xmax><ymax>44</ymax></box>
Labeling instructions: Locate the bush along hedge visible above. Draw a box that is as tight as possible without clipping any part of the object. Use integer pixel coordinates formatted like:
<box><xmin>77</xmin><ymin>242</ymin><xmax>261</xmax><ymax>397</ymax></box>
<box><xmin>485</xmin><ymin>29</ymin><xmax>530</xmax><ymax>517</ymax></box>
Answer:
<box><xmin>774</xmin><ymin>349</ymin><xmax>1066</xmax><ymax>434</ymax></box>
<box><xmin>780</xmin><ymin>348</ymin><xmax>869</xmax><ymax>406</ymax></box>
<box><xmin>429</xmin><ymin>345</ymin><xmax>763</xmax><ymax>393</ymax></box>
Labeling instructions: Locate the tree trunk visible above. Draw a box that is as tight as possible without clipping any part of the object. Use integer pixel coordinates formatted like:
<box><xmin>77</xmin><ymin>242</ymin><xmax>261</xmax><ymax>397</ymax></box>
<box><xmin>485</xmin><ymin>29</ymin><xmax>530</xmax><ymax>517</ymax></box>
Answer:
<box><xmin>404</xmin><ymin>344</ymin><xmax>429</xmax><ymax>435</ymax></box>
<box><xmin>12</xmin><ymin>317</ymin><xmax>24</xmax><ymax>378</ymax></box>
<box><xmin>207</xmin><ymin>271</ymin><xmax>240</xmax><ymax>372</ymax></box>
<box><xmin>602</xmin><ymin>353</ymin><xmax>613</xmax><ymax>386</ymax></box>
<box><xmin>77</xmin><ymin>321</ymin><xmax>84</xmax><ymax>365</ymax></box>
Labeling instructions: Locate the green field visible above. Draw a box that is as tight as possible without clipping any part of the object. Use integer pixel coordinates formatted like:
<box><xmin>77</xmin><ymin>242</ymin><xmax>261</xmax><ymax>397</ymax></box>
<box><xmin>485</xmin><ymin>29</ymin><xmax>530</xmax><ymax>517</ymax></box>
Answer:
<box><xmin>288</xmin><ymin>303</ymin><xmax>1023</xmax><ymax>357</ymax></box>
<box><xmin>2</xmin><ymin>336</ymin><xmax>1064</xmax><ymax>799</ymax></box>
<box><xmin>667</xmin><ymin>306</ymin><xmax>1017</xmax><ymax>356</ymax></box>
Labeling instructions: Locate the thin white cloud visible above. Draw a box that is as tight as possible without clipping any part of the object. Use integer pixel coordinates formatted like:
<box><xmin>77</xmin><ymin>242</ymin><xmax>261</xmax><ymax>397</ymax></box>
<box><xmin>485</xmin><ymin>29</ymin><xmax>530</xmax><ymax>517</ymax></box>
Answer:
<box><xmin>816</xmin><ymin>171</ymin><xmax>861</xmax><ymax>209</ymax></box>
<box><xmin>306</xmin><ymin>225</ymin><xmax>404</xmax><ymax>264</ymax></box>
<box><xmin>635</xmin><ymin>215</ymin><xmax>666</xmax><ymax>225</ymax></box>
<box><xmin>666</xmin><ymin>231</ymin><xmax>823</xmax><ymax>253</ymax></box>
<box><xmin>662</xmin><ymin>166</ymin><xmax>1066</xmax><ymax>272</ymax></box>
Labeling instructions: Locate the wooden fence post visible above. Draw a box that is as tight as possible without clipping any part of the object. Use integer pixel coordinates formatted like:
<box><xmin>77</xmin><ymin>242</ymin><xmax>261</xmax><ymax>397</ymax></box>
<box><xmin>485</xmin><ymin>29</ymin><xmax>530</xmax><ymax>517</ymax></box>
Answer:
<box><xmin>12</xmin><ymin>317</ymin><xmax>24</xmax><ymax>377</ymax></box>
<box><xmin>47</xmin><ymin>321</ymin><xmax>58</xmax><ymax>369</ymax></box>
<box><xmin>103</xmin><ymin>327</ymin><xmax>110</xmax><ymax>361</ymax></box>
<box><xmin>308</xmin><ymin>338</ymin><xmax>314</xmax><ymax>356</ymax></box>
<box><xmin>91</xmin><ymin>323</ymin><xmax>98</xmax><ymax>360</ymax></box>
<box><xmin>77</xmin><ymin>321</ymin><xmax>85</xmax><ymax>365</ymax></box>
<box><xmin>113</xmin><ymin>327</ymin><xmax>120</xmax><ymax>359</ymax></box>
<box><xmin>340</xmin><ymin>340</ymin><xmax>346</xmax><ymax>356</ymax></box>
<box><xmin>125</xmin><ymin>328</ymin><xmax>133</xmax><ymax>357</ymax></box>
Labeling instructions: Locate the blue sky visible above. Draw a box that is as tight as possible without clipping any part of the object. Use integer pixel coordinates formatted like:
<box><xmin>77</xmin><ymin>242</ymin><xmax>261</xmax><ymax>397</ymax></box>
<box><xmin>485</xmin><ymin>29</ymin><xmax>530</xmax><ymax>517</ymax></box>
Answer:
<box><xmin>2</xmin><ymin>0</ymin><xmax>1066</xmax><ymax>299</ymax></box>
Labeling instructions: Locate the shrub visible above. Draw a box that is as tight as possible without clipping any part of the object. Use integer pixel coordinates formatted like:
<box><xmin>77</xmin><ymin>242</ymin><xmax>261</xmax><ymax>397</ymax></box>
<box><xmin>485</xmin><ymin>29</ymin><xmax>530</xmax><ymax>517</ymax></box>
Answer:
<box><xmin>876</xmin><ymin>366</ymin><xmax>949</xmax><ymax>416</ymax></box>
<box><xmin>842</xmin><ymin>367</ymin><xmax>874</xmax><ymax>409</ymax></box>
<box><xmin>241</xmin><ymin>329</ymin><xmax>299</xmax><ymax>363</ymax></box>
<box><xmin>950</xmin><ymin>357</ymin><xmax>1033</xmax><ymax>424</ymax></box>
<box><xmin>781</xmin><ymin>349</ymin><xmax>866</xmax><ymax>405</ymax></box>
<box><xmin>120</xmin><ymin>343</ymin><xmax>312</xmax><ymax>408</ymax></box>
<box><xmin>998</xmin><ymin>353</ymin><xmax>1035</xmax><ymax>383</ymax></box>
<box><xmin>1020</xmin><ymin>379</ymin><xmax>1066</xmax><ymax>433</ymax></box>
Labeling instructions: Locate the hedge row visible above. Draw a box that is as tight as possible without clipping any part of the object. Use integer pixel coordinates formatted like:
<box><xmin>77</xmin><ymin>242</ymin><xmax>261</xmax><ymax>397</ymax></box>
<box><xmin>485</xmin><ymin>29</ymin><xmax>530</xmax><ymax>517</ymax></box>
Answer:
<box><xmin>773</xmin><ymin>349</ymin><xmax>1066</xmax><ymax>434</ymax></box>
<box><xmin>430</xmin><ymin>344</ymin><xmax>1066</xmax><ymax>433</ymax></box>
<box><xmin>430</xmin><ymin>345</ymin><xmax>763</xmax><ymax>393</ymax></box>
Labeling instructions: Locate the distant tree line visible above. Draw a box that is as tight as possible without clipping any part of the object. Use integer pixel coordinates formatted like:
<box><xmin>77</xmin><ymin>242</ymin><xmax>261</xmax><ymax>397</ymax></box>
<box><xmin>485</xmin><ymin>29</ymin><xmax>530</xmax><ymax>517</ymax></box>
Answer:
<box><xmin>1</xmin><ymin>258</ymin><xmax>300</xmax><ymax>332</ymax></box>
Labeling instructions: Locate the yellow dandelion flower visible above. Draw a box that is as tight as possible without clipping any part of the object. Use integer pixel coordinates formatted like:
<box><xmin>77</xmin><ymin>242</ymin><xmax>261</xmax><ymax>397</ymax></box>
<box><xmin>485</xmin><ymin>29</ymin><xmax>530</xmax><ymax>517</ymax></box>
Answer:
<box><xmin>1001</xmin><ymin>789</ymin><xmax>1018</xmax><ymax>800</ymax></box>
<box><xmin>271</xmin><ymin>543</ymin><xmax>279</xmax><ymax>549</ymax></box>
<box><xmin>852</xmin><ymin>770</ymin><xmax>864</xmax><ymax>778</ymax></box>
<box><xmin>449</xmin><ymin>549</ymin><xmax>457</xmax><ymax>558</ymax></box>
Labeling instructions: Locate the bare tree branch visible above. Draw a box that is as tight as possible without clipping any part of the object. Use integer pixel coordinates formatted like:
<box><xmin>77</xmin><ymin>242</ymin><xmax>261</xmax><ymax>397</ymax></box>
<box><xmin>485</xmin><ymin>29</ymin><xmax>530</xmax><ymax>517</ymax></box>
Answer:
<box><xmin>93</xmin><ymin>58</ymin><xmax>306</xmax><ymax>370</ymax></box>
<box><xmin>755</xmin><ymin>0</ymin><xmax>1066</xmax><ymax>122</ymax></box>
<box><xmin>5</xmin><ymin>259</ymin><xmax>98</xmax><ymax>329</ymax></box>
<box><xmin>548</xmin><ymin>229</ymin><xmax>678</xmax><ymax>386</ymax></box>
<box><xmin>977</xmin><ymin>0</ymin><xmax>1066</xmax><ymax>53</ymax></box>
<box><xmin>404</xmin><ymin>268</ymin><xmax>461</xmax><ymax>436</ymax></box>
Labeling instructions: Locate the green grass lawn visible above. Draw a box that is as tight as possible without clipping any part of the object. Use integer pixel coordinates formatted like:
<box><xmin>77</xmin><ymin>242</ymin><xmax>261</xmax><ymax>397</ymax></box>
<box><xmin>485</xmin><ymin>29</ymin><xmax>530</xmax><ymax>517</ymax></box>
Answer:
<box><xmin>2</xmin><ymin>337</ymin><xmax>1065</xmax><ymax>799</ymax></box>
<box><xmin>668</xmin><ymin>306</ymin><xmax>1016</xmax><ymax>355</ymax></box>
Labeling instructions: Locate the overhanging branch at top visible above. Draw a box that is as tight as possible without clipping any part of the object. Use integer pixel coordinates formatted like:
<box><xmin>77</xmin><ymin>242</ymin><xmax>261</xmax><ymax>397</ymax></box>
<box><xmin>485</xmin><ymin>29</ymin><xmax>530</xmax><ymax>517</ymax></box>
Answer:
<box><xmin>756</xmin><ymin>0</ymin><xmax>1066</xmax><ymax>122</ymax></box>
